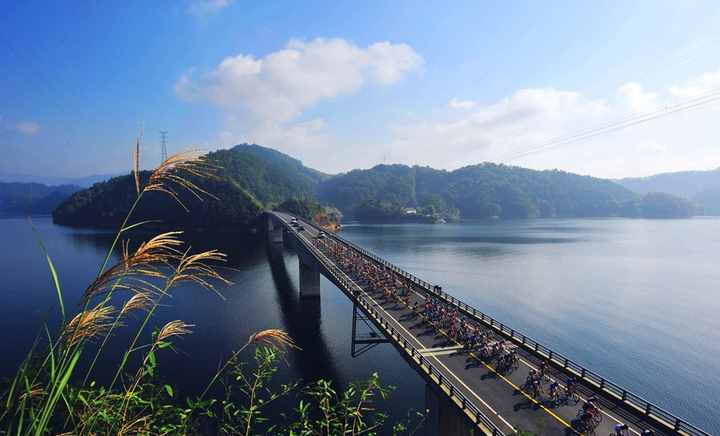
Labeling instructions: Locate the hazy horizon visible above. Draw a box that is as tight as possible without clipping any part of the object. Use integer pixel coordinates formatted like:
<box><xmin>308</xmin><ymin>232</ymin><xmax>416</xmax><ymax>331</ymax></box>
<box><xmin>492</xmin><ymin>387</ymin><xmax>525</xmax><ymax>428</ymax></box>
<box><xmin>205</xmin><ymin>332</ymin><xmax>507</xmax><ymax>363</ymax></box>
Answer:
<box><xmin>2</xmin><ymin>142</ymin><xmax>720</xmax><ymax>185</ymax></box>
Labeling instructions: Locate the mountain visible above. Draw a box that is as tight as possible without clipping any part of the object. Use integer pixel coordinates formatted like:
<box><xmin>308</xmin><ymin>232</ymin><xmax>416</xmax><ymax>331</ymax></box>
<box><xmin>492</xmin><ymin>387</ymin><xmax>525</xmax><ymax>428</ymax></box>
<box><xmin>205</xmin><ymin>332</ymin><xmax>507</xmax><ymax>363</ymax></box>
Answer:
<box><xmin>0</xmin><ymin>172</ymin><xmax>119</xmax><ymax>188</ymax></box>
<box><xmin>0</xmin><ymin>182</ymin><xmax>81</xmax><ymax>216</ymax></box>
<box><xmin>52</xmin><ymin>144</ymin><xmax>699</xmax><ymax>229</ymax></box>
<box><xmin>52</xmin><ymin>144</ymin><xmax>325</xmax><ymax>230</ymax></box>
<box><xmin>317</xmin><ymin>163</ymin><xmax>694</xmax><ymax>220</ymax></box>
<box><xmin>618</xmin><ymin>168</ymin><xmax>720</xmax><ymax>215</ymax></box>
<box><xmin>211</xmin><ymin>143</ymin><xmax>328</xmax><ymax>205</ymax></box>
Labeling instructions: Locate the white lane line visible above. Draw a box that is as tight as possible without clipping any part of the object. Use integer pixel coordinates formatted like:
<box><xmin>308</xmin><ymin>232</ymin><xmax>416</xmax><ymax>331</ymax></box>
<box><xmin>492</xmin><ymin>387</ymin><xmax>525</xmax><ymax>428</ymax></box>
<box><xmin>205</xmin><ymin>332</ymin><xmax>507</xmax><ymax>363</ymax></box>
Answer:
<box><xmin>346</xmin><ymin>272</ymin><xmax>516</xmax><ymax>433</ymax></box>
<box><xmin>427</xmin><ymin>353</ymin><xmax>517</xmax><ymax>432</ymax></box>
<box><xmin>418</xmin><ymin>345</ymin><xmax>464</xmax><ymax>353</ymax></box>
<box><xmin>422</xmin><ymin>349</ymin><xmax>464</xmax><ymax>357</ymax></box>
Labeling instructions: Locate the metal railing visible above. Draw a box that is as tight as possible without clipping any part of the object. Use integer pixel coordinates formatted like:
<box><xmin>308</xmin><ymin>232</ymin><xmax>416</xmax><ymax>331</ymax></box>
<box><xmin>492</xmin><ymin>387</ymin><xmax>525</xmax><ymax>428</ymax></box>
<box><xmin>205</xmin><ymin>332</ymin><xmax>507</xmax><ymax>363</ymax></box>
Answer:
<box><xmin>278</xmin><ymin>213</ymin><xmax>712</xmax><ymax>436</ymax></box>
<box><xmin>272</xmin><ymin>213</ymin><xmax>506</xmax><ymax>436</ymax></box>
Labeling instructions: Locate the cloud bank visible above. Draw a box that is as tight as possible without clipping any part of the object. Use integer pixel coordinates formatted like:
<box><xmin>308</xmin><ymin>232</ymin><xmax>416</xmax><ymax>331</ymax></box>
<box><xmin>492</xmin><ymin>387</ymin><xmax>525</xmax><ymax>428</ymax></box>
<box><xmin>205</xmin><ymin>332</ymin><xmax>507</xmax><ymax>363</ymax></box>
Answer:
<box><xmin>176</xmin><ymin>38</ymin><xmax>423</xmax><ymax>124</ymax></box>
<box><xmin>176</xmin><ymin>38</ymin><xmax>720</xmax><ymax>178</ymax></box>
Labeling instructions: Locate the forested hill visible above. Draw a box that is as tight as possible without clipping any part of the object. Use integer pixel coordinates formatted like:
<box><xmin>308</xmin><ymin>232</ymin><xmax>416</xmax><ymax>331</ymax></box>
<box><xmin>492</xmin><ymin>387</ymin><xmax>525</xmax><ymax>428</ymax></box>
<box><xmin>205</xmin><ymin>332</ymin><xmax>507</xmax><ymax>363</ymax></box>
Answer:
<box><xmin>52</xmin><ymin>144</ymin><xmax>325</xmax><ymax>229</ymax></box>
<box><xmin>52</xmin><ymin>144</ymin><xmax>698</xmax><ymax>229</ymax></box>
<box><xmin>317</xmin><ymin>163</ymin><xmax>695</xmax><ymax>220</ymax></box>
<box><xmin>212</xmin><ymin>144</ymin><xmax>328</xmax><ymax>204</ymax></box>
<box><xmin>618</xmin><ymin>168</ymin><xmax>720</xmax><ymax>215</ymax></box>
<box><xmin>0</xmin><ymin>182</ymin><xmax>80</xmax><ymax>216</ymax></box>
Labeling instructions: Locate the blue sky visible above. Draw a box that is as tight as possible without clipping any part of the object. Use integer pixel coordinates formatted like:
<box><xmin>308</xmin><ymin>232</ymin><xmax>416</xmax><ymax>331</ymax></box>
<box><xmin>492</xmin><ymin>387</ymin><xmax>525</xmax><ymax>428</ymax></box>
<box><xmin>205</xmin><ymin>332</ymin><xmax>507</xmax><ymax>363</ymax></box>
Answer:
<box><xmin>2</xmin><ymin>0</ymin><xmax>720</xmax><ymax>179</ymax></box>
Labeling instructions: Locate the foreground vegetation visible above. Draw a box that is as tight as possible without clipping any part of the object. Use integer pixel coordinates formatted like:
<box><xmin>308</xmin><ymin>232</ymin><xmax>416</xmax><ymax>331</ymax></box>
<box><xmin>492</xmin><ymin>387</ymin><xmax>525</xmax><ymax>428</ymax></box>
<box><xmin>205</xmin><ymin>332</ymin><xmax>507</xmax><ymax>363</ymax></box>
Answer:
<box><xmin>1</xmin><ymin>148</ymin><xmax>416</xmax><ymax>435</ymax></box>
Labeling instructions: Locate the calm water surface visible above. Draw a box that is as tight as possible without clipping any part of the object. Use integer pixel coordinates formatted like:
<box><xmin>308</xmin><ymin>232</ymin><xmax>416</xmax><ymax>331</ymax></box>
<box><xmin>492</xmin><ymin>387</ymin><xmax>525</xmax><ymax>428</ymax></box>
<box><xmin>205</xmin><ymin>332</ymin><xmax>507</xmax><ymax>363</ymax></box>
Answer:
<box><xmin>1</xmin><ymin>217</ymin><xmax>718</xmax><ymax>433</ymax></box>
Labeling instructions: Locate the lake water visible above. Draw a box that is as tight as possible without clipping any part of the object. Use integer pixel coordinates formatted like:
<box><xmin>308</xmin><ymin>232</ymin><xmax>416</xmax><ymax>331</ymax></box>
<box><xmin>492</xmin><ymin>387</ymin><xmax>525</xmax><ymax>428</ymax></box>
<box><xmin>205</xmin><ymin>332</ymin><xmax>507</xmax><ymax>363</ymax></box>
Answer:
<box><xmin>1</xmin><ymin>216</ymin><xmax>718</xmax><ymax>433</ymax></box>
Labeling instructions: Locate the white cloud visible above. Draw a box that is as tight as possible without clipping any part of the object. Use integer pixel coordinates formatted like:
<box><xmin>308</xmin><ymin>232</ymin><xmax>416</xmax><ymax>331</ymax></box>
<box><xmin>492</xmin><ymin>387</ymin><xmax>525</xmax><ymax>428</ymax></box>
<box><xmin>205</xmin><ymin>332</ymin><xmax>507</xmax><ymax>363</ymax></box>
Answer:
<box><xmin>187</xmin><ymin>0</ymin><xmax>231</xmax><ymax>18</ymax></box>
<box><xmin>176</xmin><ymin>38</ymin><xmax>423</xmax><ymax>124</ymax></box>
<box><xmin>618</xmin><ymin>82</ymin><xmax>659</xmax><ymax>113</ymax></box>
<box><xmin>669</xmin><ymin>67</ymin><xmax>720</xmax><ymax>98</ymax></box>
<box><xmin>183</xmin><ymin>54</ymin><xmax>720</xmax><ymax>178</ymax></box>
<box><xmin>388</xmin><ymin>88</ymin><xmax>614</xmax><ymax>170</ymax></box>
<box><xmin>379</xmin><ymin>73</ymin><xmax>720</xmax><ymax>178</ymax></box>
<box><xmin>15</xmin><ymin>121</ymin><xmax>40</xmax><ymax>136</ymax></box>
<box><xmin>448</xmin><ymin>98</ymin><xmax>476</xmax><ymax>110</ymax></box>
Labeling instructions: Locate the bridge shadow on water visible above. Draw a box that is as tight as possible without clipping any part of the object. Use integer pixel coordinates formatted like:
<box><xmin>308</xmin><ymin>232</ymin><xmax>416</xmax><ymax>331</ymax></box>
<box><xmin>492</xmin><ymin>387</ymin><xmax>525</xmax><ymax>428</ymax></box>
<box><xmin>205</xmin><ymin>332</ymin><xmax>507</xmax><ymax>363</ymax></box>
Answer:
<box><xmin>265</xmin><ymin>242</ymin><xmax>343</xmax><ymax>385</ymax></box>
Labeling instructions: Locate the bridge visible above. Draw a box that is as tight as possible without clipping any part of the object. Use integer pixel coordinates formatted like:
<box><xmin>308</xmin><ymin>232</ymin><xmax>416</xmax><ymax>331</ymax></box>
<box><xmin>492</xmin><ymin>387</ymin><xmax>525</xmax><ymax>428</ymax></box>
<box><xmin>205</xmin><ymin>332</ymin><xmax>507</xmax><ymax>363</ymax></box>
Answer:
<box><xmin>266</xmin><ymin>212</ymin><xmax>710</xmax><ymax>436</ymax></box>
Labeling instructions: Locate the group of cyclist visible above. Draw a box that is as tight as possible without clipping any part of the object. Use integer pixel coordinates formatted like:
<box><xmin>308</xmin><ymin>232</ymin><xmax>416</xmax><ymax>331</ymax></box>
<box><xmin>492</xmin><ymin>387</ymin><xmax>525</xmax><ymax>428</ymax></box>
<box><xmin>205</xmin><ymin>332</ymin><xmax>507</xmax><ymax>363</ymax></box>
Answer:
<box><xmin>419</xmin><ymin>296</ymin><xmax>521</xmax><ymax>372</ymax></box>
<box><xmin>311</xmin><ymin>233</ymin><xmax>656</xmax><ymax>436</ymax></box>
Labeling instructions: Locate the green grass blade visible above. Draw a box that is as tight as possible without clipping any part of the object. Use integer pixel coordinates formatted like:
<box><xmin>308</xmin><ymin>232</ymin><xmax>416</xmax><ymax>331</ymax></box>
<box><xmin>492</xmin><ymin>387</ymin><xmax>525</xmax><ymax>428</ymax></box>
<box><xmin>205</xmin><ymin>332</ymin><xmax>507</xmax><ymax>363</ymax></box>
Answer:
<box><xmin>44</xmin><ymin>325</ymin><xmax>56</xmax><ymax>384</ymax></box>
<box><xmin>29</xmin><ymin>220</ymin><xmax>65</xmax><ymax>321</ymax></box>
<box><xmin>34</xmin><ymin>350</ymin><xmax>81</xmax><ymax>436</ymax></box>
<box><xmin>44</xmin><ymin>254</ymin><xmax>65</xmax><ymax>321</ymax></box>
<box><xmin>121</xmin><ymin>219</ymin><xmax>160</xmax><ymax>232</ymax></box>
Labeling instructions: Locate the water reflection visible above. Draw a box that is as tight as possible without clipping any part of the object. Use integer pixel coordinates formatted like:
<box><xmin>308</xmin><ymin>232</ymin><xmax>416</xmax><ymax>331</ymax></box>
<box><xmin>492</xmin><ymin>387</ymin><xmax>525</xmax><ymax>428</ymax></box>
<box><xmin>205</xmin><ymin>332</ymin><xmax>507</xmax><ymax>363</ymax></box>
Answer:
<box><xmin>266</xmin><ymin>242</ymin><xmax>342</xmax><ymax>384</ymax></box>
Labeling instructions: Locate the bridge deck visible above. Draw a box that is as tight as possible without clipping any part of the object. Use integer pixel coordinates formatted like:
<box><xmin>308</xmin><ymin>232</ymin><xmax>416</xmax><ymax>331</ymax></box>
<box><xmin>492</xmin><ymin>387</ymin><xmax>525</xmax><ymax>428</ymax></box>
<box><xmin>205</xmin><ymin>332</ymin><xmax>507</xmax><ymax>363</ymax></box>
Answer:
<box><xmin>272</xmin><ymin>212</ymin><xmax>704</xmax><ymax>436</ymax></box>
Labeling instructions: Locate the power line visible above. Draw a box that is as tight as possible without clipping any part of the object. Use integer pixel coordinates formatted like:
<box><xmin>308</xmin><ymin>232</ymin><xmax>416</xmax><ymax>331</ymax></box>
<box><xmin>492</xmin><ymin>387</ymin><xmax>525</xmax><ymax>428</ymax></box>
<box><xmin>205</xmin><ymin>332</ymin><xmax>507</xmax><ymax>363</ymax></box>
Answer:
<box><xmin>160</xmin><ymin>130</ymin><xmax>168</xmax><ymax>162</ymax></box>
<box><xmin>501</xmin><ymin>87</ymin><xmax>720</xmax><ymax>162</ymax></box>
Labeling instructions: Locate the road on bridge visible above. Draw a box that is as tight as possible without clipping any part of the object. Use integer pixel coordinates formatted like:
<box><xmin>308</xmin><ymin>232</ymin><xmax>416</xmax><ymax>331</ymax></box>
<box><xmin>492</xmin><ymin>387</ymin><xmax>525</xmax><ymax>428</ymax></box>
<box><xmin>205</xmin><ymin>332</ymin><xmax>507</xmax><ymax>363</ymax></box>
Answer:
<box><xmin>273</xmin><ymin>212</ymin><xmax>698</xmax><ymax>436</ymax></box>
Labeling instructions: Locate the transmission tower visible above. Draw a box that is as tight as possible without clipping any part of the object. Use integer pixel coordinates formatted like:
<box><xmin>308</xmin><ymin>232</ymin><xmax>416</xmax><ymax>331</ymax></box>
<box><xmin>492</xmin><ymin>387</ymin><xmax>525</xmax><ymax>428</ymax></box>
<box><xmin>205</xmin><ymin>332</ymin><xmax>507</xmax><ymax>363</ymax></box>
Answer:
<box><xmin>160</xmin><ymin>131</ymin><xmax>168</xmax><ymax>162</ymax></box>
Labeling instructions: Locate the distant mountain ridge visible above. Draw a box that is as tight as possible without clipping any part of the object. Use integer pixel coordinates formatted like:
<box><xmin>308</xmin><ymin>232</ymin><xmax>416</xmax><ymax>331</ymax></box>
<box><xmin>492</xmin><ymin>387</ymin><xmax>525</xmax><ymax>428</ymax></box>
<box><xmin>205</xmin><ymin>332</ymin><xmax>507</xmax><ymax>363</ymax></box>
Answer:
<box><xmin>618</xmin><ymin>168</ymin><xmax>720</xmax><ymax>215</ymax></box>
<box><xmin>0</xmin><ymin>172</ymin><xmax>119</xmax><ymax>188</ymax></box>
<box><xmin>50</xmin><ymin>144</ymin><xmax>700</xmax><ymax>229</ymax></box>
<box><xmin>0</xmin><ymin>182</ymin><xmax>81</xmax><ymax>216</ymax></box>
<box><xmin>317</xmin><ymin>163</ymin><xmax>694</xmax><ymax>220</ymax></box>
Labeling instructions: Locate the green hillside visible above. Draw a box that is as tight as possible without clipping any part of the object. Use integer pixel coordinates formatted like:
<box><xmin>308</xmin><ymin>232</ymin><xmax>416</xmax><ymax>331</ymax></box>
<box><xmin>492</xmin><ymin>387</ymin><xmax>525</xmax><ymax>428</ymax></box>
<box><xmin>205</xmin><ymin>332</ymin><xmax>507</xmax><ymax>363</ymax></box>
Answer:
<box><xmin>317</xmin><ymin>163</ymin><xmax>695</xmax><ymax>220</ymax></box>
<box><xmin>618</xmin><ymin>168</ymin><xmax>720</xmax><ymax>215</ymax></box>
<box><xmin>52</xmin><ymin>144</ymin><xmax>323</xmax><ymax>230</ymax></box>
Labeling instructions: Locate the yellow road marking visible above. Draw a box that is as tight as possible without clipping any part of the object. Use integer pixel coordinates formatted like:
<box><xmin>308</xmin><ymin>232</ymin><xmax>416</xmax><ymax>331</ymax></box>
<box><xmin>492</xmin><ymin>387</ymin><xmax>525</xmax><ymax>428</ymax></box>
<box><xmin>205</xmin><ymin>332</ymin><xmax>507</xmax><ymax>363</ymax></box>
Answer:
<box><xmin>330</xmin><ymin>262</ymin><xmax>517</xmax><ymax>433</ymax></box>
<box><xmin>429</xmin><ymin>324</ymin><xmax>581</xmax><ymax>434</ymax></box>
<box><xmin>291</xmin><ymin>216</ymin><xmax>647</xmax><ymax>436</ymax></box>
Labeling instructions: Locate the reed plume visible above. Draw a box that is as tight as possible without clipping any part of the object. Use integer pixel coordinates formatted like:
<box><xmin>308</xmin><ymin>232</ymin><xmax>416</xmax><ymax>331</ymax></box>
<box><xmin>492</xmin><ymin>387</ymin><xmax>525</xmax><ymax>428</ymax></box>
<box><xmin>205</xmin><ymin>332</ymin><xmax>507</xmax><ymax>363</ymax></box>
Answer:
<box><xmin>133</xmin><ymin>136</ymin><xmax>140</xmax><ymax>195</ymax></box>
<box><xmin>83</xmin><ymin>232</ymin><xmax>185</xmax><ymax>303</ymax></box>
<box><xmin>64</xmin><ymin>306</ymin><xmax>115</xmax><ymax>347</ymax></box>
<box><xmin>248</xmin><ymin>329</ymin><xmax>298</xmax><ymax>351</ymax></box>
<box><xmin>143</xmin><ymin>150</ymin><xmax>219</xmax><ymax>211</ymax></box>
<box><xmin>120</xmin><ymin>292</ymin><xmax>154</xmax><ymax>316</ymax></box>
<box><xmin>167</xmin><ymin>248</ymin><xmax>231</xmax><ymax>299</ymax></box>
<box><xmin>157</xmin><ymin>320</ymin><xmax>194</xmax><ymax>342</ymax></box>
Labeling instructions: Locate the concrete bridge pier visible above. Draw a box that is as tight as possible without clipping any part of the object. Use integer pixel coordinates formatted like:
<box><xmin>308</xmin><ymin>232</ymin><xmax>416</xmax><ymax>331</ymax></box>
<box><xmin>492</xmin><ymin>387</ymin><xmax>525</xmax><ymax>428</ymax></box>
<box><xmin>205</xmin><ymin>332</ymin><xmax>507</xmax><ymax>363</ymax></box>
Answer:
<box><xmin>293</xmin><ymin>231</ymin><xmax>321</xmax><ymax>298</ymax></box>
<box><xmin>424</xmin><ymin>384</ymin><xmax>476</xmax><ymax>436</ymax></box>
<box><xmin>267</xmin><ymin>215</ymin><xmax>283</xmax><ymax>244</ymax></box>
<box><xmin>298</xmin><ymin>259</ymin><xmax>320</xmax><ymax>299</ymax></box>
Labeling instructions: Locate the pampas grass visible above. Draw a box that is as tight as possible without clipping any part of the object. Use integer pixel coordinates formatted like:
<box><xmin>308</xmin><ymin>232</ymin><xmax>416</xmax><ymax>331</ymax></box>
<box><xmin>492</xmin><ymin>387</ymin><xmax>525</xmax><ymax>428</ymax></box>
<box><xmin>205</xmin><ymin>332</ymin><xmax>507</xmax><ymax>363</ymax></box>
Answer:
<box><xmin>1</xmin><ymin>140</ymin><xmax>300</xmax><ymax>436</ymax></box>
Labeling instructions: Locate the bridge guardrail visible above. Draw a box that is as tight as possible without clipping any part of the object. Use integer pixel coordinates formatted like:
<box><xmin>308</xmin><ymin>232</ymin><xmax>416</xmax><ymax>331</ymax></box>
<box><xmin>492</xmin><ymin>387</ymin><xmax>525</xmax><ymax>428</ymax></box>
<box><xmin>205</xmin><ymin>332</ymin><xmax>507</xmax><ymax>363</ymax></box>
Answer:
<box><xmin>273</xmin><ymin>213</ymin><xmax>506</xmax><ymax>436</ymax></box>
<box><xmin>281</xmin><ymin>214</ymin><xmax>711</xmax><ymax>436</ymax></box>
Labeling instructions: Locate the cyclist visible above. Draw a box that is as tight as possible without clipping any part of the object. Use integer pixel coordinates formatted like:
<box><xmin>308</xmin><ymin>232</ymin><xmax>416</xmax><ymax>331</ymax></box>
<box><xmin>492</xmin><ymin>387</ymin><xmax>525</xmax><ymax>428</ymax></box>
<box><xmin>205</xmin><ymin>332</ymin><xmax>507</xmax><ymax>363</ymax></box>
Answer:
<box><xmin>581</xmin><ymin>397</ymin><xmax>598</xmax><ymax>415</ymax></box>
<box><xmin>549</xmin><ymin>380</ymin><xmax>561</xmax><ymax>404</ymax></box>
<box><xmin>614</xmin><ymin>423</ymin><xmax>630</xmax><ymax>436</ymax></box>
<box><xmin>565</xmin><ymin>376</ymin><xmax>579</xmax><ymax>403</ymax></box>
<box><xmin>531</xmin><ymin>378</ymin><xmax>543</xmax><ymax>398</ymax></box>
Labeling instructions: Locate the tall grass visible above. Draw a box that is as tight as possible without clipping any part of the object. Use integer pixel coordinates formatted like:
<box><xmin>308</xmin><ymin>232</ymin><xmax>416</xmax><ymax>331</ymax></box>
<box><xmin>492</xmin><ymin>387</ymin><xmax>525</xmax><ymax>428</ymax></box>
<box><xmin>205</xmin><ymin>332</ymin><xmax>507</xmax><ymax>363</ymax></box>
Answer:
<box><xmin>0</xmin><ymin>141</ymin><xmax>413</xmax><ymax>435</ymax></box>
<box><xmin>0</xmin><ymin>146</ymin><xmax>232</xmax><ymax>434</ymax></box>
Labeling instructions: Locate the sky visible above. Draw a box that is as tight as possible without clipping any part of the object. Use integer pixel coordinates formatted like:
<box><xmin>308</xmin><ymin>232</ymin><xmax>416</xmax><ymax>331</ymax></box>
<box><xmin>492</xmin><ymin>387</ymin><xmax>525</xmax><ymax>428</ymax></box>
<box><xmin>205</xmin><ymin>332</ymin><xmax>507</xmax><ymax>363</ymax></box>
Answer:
<box><xmin>2</xmin><ymin>0</ymin><xmax>720</xmax><ymax>179</ymax></box>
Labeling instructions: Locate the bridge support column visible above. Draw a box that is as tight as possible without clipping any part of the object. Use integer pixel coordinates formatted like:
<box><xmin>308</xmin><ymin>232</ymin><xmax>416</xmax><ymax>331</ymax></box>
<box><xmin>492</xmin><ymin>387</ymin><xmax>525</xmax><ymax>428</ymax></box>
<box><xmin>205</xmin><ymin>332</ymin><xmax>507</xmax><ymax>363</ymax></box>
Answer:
<box><xmin>267</xmin><ymin>215</ymin><xmax>283</xmax><ymax>244</ymax></box>
<box><xmin>424</xmin><ymin>384</ymin><xmax>476</xmax><ymax>436</ymax></box>
<box><xmin>299</xmin><ymin>259</ymin><xmax>320</xmax><ymax>299</ymax></box>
